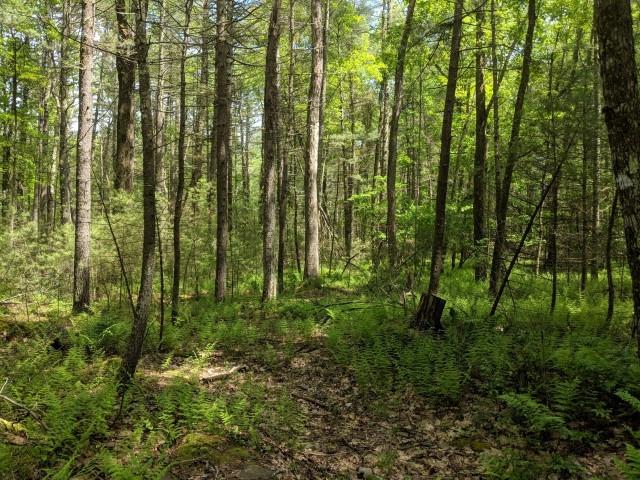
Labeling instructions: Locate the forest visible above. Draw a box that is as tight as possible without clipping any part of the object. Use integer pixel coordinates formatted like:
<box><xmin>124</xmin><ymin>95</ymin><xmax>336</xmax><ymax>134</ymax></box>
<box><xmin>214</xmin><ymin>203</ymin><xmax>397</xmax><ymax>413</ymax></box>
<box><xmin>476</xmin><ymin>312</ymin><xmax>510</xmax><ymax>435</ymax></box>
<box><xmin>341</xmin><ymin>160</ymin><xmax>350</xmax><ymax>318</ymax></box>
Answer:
<box><xmin>1</xmin><ymin>0</ymin><xmax>640</xmax><ymax>477</ymax></box>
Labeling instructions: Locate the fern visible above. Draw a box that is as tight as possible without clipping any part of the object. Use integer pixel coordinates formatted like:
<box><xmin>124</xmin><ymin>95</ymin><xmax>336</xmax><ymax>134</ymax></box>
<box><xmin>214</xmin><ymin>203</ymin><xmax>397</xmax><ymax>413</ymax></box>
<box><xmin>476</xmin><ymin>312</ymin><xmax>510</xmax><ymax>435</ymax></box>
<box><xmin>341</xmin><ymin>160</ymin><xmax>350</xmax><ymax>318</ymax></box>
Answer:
<box><xmin>499</xmin><ymin>393</ymin><xmax>567</xmax><ymax>438</ymax></box>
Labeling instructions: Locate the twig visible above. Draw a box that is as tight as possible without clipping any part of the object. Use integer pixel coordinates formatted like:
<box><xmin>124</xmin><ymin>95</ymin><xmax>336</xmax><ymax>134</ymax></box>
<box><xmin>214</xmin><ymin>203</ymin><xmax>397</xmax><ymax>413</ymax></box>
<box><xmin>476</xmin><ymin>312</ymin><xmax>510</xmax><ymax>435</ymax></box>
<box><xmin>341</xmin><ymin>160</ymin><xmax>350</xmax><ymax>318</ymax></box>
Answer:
<box><xmin>0</xmin><ymin>392</ymin><xmax>47</xmax><ymax>430</ymax></box>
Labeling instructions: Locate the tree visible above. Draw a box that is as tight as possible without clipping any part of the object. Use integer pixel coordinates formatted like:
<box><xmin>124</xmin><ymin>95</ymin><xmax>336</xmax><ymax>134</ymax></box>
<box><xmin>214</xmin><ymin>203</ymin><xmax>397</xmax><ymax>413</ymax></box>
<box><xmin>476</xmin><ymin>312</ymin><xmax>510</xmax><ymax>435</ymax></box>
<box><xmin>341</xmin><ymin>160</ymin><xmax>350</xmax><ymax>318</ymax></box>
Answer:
<box><xmin>57</xmin><ymin>0</ymin><xmax>72</xmax><ymax>225</ymax></box>
<box><xmin>489</xmin><ymin>0</ymin><xmax>537</xmax><ymax>296</ymax></box>
<box><xmin>171</xmin><ymin>0</ymin><xmax>193</xmax><ymax>322</ymax></box>
<box><xmin>304</xmin><ymin>0</ymin><xmax>324</xmax><ymax>280</ymax></box>
<box><xmin>473</xmin><ymin>0</ymin><xmax>487</xmax><ymax>281</ymax></box>
<box><xmin>214</xmin><ymin>0</ymin><xmax>233</xmax><ymax>301</ymax></box>
<box><xmin>594</xmin><ymin>0</ymin><xmax>640</xmax><ymax>355</ymax></box>
<box><xmin>114</xmin><ymin>0</ymin><xmax>136</xmax><ymax>192</ymax></box>
<box><xmin>72</xmin><ymin>0</ymin><xmax>94</xmax><ymax>313</ymax></box>
<box><xmin>414</xmin><ymin>0</ymin><xmax>464</xmax><ymax>331</ymax></box>
<box><xmin>262</xmin><ymin>0</ymin><xmax>282</xmax><ymax>300</ymax></box>
<box><xmin>386</xmin><ymin>0</ymin><xmax>416</xmax><ymax>267</ymax></box>
<box><xmin>120</xmin><ymin>0</ymin><xmax>157</xmax><ymax>387</ymax></box>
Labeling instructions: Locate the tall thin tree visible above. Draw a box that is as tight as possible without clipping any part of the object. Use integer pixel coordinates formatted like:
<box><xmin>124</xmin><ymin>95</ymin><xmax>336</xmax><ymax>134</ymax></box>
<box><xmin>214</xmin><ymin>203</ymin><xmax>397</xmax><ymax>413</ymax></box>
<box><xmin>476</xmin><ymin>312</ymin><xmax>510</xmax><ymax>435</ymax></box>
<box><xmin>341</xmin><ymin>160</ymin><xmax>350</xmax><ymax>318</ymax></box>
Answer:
<box><xmin>304</xmin><ymin>0</ymin><xmax>324</xmax><ymax>280</ymax></box>
<box><xmin>72</xmin><ymin>0</ymin><xmax>94</xmax><ymax>313</ymax></box>
<box><xmin>262</xmin><ymin>0</ymin><xmax>282</xmax><ymax>300</ymax></box>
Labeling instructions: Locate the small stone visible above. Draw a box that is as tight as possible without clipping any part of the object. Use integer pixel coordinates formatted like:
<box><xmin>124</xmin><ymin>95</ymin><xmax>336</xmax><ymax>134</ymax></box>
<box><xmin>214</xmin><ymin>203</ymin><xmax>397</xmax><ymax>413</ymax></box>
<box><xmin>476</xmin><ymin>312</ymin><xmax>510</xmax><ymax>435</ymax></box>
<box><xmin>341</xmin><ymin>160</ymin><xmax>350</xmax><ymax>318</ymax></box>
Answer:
<box><xmin>237</xmin><ymin>464</ymin><xmax>276</xmax><ymax>480</ymax></box>
<box><xmin>357</xmin><ymin>466</ymin><xmax>374</xmax><ymax>479</ymax></box>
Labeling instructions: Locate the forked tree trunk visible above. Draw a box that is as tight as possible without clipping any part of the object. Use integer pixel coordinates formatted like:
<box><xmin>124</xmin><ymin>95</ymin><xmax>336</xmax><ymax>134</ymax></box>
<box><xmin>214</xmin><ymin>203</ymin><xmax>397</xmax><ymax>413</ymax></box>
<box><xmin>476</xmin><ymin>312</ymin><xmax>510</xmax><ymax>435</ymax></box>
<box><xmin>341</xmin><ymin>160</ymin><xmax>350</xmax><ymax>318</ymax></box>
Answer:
<box><xmin>262</xmin><ymin>0</ymin><xmax>282</xmax><ymax>300</ymax></box>
<box><xmin>72</xmin><ymin>0</ymin><xmax>94</xmax><ymax>313</ymax></box>
<box><xmin>594</xmin><ymin>0</ymin><xmax>640</xmax><ymax>355</ymax></box>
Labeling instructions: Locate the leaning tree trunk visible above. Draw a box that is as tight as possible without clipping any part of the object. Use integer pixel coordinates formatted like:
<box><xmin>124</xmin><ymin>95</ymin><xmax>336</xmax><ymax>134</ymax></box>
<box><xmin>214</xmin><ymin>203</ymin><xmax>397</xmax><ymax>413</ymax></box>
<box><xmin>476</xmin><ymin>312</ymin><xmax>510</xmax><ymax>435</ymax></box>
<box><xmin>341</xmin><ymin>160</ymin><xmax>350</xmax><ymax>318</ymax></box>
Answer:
<box><xmin>489</xmin><ymin>0</ymin><xmax>536</xmax><ymax>296</ymax></box>
<box><xmin>114</xmin><ymin>0</ymin><xmax>136</xmax><ymax>192</ymax></box>
<box><xmin>414</xmin><ymin>0</ymin><xmax>463</xmax><ymax>332</ymax></box>
<box><xmin>72</xmin><ymin>0</ymin><xmax>95</xmax><ymax>313</ymax></box>
<box><xmin>262</xmin><ymin>0</ymin><xmax>282</xmax><ymax>300</ymax></box>
<box><xmin>304</xmin><ymin>0</ymin><xmax>324</xmax><ymax>280</ymax></box>
<box><xmin>214</xmin><ymin>0</ymin><xmax>233</xmax><ymax>300</ymax></box>
<box><xmin>594</xmin><ymin>0</ymin><xmax>640</xmax><ymax>355</ymax></box>
<box><xmin>119</xmin><ymin>0</ymin><xmax>157</xmax><ymax>388</ymax></box>
<box><xmin>386</xmin><ymin>0</ymin><xmax>416</xmax><ymax>267</ymax></box>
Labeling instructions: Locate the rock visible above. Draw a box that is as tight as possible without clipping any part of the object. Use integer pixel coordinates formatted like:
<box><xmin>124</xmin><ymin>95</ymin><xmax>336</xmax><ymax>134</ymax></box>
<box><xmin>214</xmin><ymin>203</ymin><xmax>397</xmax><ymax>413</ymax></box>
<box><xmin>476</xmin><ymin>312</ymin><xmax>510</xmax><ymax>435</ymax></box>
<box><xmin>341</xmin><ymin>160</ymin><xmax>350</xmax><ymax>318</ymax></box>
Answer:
<box><xmin>236</xmin><ymin>464</ymin><xmax>276</xmax><ymax>480</ymax></box>
<box><xmin>173</xmin><ymin>432</ymin><xmax>250</xmax><ymax>466</ymax></box>
<box><xmin>357</xmin><ymin>466</ymin><xmax>375</xmax><ymax>479</ymax></box>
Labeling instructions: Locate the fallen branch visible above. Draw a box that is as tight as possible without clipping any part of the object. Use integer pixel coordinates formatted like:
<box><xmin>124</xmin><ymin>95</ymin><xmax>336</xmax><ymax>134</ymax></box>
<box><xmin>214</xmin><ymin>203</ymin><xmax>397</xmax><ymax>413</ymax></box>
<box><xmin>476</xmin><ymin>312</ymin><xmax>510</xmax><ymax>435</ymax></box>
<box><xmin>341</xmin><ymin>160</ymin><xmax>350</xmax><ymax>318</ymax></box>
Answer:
<box><xmin>0</xmin><ymin>380</ymin><xmax>47</xmax><ymax>431</ymax></box>
<box><xmin>199</xmin><ymin>365</ymin><xmax>247</xmax><ymax>383</ymax></box>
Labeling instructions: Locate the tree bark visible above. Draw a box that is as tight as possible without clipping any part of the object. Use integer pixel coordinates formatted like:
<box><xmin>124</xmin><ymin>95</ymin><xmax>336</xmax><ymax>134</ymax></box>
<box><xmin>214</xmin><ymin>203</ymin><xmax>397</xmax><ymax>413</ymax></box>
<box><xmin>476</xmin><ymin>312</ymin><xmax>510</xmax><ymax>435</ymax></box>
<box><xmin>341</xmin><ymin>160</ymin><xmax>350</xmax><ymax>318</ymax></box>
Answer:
<box><xmin>58</xmin><ymin>0</ymin><xmax>72</xmax><ymax>225</ymax></box>
<box><xmin>594</xmin><ymin>0</ymin><xmax>640</xmax><ymax>355</ymax></box>
<box><xmin>120</xmin><ymin>0</ymin><xmax>157</xmax><ymax>387</ymax></box>
<box><xmin>262</xmin><ymin>0</ymin><xmax>282</xmax><ymax>300</ymax></box>
<box><xmin>423</xmin><ymin>0</ymin><xmax>464</xmax><ymax>329</ymax></box>
<box><xmin>214</xmin><ymin>0</ymin><xmax>233</xmax><ymax>300</ymax></box>
<box><xmin>386</xmin><ymin>0</ymin><xmax>416</xmax><ymax>267</ymax></box>
<box><xmin>304</xmin><ymin>0</ymin><xmax>324</xmax><ymax>280</ymax></box>
<box><xmin>171</xmin><ymin>0</ymin><xmax>193</xmax><ymax>322</ymax></box>
<box><xmin>72</xmin><ymin>0</ymin><xmax>95</xmax><ymax>313</ymax></box>
<box><xmin>114</xmin><ymin>0</ymin><xmax>136</xmax><ymax>192</ymax></box>
<box><xmin>473</xmin><ymin>0</ymin><xmax>487</xmax><ymax>281</ymax></box>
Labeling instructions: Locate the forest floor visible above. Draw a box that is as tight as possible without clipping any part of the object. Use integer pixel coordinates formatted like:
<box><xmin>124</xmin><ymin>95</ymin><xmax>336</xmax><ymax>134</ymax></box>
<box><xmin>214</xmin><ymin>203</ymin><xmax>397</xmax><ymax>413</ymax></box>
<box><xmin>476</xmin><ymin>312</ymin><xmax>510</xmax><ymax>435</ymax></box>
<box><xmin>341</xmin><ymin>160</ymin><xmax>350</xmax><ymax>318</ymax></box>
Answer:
<box><xmin>135</xmin><ymin>313</ymin><xmax>622</xmax><ymax>480</ymax></box>
<box><xmin>0</xmin><ymin>276</ymin><xmax>634</xmax><ymax>479</ymax></box>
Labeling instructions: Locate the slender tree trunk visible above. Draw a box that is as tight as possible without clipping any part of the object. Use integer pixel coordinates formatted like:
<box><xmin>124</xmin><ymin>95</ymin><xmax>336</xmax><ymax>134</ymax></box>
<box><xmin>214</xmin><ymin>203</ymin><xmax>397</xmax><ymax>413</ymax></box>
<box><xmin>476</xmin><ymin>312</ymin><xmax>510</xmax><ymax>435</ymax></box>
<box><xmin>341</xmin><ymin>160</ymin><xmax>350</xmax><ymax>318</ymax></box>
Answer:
<box><xmin>171</xmin><ymin>0</ymin><xmax>193</xmax><ymax>322</ymax></box>
<box><xmin>120</xmin><ymin>0</ymin><xmax>157</xmax><ymax>387</ymax></box>
<box><xmin>304</xmin><ymin>0</ymin><xmax>324</xmax><ymax>280</ymax></box>
<box><xmin>423</xmin><ymin>0</ymin><xmax>464</xmax><ymax>328</ymax></box>
<box><xmin>191</xmin><ymin>0</ymin><xmax>210</xmax><ymax>187</ymax></box>
<box><xmin>590</xmin><ymin>41</ymin><xmax>601</xmax><ymax>279</ymax></box>
<box><xmin>114</xmin><ymin>0</ymin><xmax>136</xmax><ymax>192</ymax></box>
<box><xmin>262</xmin><ymin>0</ymin><xmax>282</xmax><ymax>300</ymax></box>
<box><xmin>58</xmin><ymin>0</ymin><xmax>72</xmax><ymax>225</ymax></box>
<box><xmin>595</xmin><ymin>0</ymin><xmax>640</xmax><ymax>355</ymax></box>
<box><xmin>72</xmin><ymin>0</ymin><xmax>95</xmax><ymax>313</ymax></box>
<box><xmin>473</xmin><ymin>0</ymin><xmax>487</xmax><ymax>281</ymax></box>
<box><xmin>489</xmin><ymin>0</ymin><xmax>537</xmax><ymax>295</ymax></box>
<box><xmin>214</xmin><ymin>0</ymin><xmax>233</xmax><ymax>300</ymax></box>
<box><xmin>606</xmin><ymin>190</ymin><xmax>618</xmax><ymax>323</ymax></box>
<box><xmin>386</xmin><ymin>0</ymin><xmax>416</xmax><ymax>267</ymax></box>
<box><xmin>155</xmin><ymin>0</ymin><xmax>168</xmax><ymax>197</ymax></box>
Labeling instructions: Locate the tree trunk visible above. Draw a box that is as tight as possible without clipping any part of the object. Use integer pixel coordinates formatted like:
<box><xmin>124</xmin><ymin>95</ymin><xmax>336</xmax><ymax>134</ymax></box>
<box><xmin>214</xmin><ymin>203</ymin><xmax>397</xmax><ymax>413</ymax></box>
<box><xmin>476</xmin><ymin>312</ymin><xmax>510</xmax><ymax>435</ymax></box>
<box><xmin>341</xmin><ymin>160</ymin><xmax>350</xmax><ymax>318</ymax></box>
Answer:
<box><xmin>72</xmin><ymin>0</ymin><xmax>94</xmax><ymax>313</ymax></box>
<box><xmin>489</xmin><ymin>0</ymin><xmax>537</xmax><ymax>296</ymax></box>
<box><xmin>262</xmin><ymin>0</ymin><xmax>281</xmax><ymax>300</ymax></box>
<box><xmin>606</xmin><ymin>190</ymin><xmax>618</xmax><ymax>323</ymax></box>
<box><xmin>386</xmin><ymin>0</ymin><xmax>416</xmax><ymax>267</ymax></box>
<box><xmin>58</xmin><ymin>0</ymin><xmax>72</xmax><ymax>225</ymax></box>
<box><xmin>114</xmin><ymin>0</ymin><xmax>136</xmax><ymax>192</ymax></box>
<box><xmin>304</xmin><ymin>0</ymin><xmax>324</xmax><ymax>280</ymax></box>
<box><xmin>422</xmin><ymin>0</ymin><xmax>463</xmax><ymax>330</ymax></box>
<box><xmin>120</xmin><ymin>0</ymin><xmax>157</xmax><ymax>387</ymax></box>
<box><xmin>473</xmin><ymin>0</ymin><xmax>487</xmax><ymax>281</ymax></box>
<box><xmin>594</xmin><ymin>0</ymin><xmax>640</xmax><ymax>355</ymax></box>
<box><xmin>171</xmin><ymin>0</ymin><xmax>193</xmax><ymax>322</ymax></box>
<box><xmin>214</xmin><ymin>0</ymin><xmax>233</xmax><ymax>300</ymax></box>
